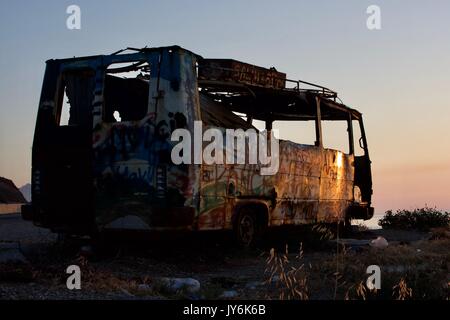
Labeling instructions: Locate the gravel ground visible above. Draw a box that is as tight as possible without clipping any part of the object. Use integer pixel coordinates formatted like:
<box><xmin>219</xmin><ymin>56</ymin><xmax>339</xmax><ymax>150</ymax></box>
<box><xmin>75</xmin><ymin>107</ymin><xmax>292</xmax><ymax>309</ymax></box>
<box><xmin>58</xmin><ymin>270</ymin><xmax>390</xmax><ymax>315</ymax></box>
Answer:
<box><xmin>0</xmin><ymin>214</ymin><xmax>445</xmax><ymax>300</ymax></box>
<box><xmin>0</xmin><ymin>214</ymin><xmax>56</xmax><ymax>244</ymax></box>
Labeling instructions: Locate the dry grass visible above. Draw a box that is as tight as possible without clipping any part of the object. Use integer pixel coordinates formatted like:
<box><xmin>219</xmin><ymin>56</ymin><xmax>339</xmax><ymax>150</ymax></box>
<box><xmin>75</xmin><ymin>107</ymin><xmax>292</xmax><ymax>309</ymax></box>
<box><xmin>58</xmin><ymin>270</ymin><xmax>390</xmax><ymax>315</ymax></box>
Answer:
<box><xmin>62</xmin><ymin>256</ymin><xmax>143</xmax><ymax>295</ymax></box>
<box><xmin>430</xmin><ymin>226</ymin><xmax>450</xmax><ymax>240</ymax></box>
<box><xmin>311</xmin><ymin>239</ymin><xmax>450</xmax><ymax>300</ymax></box>
<box><xmin>265</xmin><ymin>244</ymin><xmax>309</xmax><ymax>300</ymax></box>
<box><xmin>264</xmin><ymin>233</ymin><xmax>449</xmax><ymax>300</ymax></box>
<box><xmin>392</xmin><ymin>278</ymin><xmax>413</xmax><ymax>300</ymax></box>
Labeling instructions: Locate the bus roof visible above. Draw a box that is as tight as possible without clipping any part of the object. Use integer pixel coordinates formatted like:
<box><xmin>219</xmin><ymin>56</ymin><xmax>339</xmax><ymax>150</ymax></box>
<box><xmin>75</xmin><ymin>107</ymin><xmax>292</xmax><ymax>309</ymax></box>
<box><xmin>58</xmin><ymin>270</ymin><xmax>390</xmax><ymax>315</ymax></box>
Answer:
<box><xmin>47</xmin><ymin>45</ymin><xmax>362</xmax><ymax>120</ymax></box>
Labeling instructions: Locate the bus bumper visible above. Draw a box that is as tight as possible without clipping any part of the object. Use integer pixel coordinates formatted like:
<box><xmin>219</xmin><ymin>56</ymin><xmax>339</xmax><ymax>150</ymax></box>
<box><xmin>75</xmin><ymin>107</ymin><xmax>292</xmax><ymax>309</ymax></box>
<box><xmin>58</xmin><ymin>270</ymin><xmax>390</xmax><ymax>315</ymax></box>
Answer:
<box><xmin>348</xmin><ymin>204</ymin><xmax>374</xmax><ymax>220</ymax></box>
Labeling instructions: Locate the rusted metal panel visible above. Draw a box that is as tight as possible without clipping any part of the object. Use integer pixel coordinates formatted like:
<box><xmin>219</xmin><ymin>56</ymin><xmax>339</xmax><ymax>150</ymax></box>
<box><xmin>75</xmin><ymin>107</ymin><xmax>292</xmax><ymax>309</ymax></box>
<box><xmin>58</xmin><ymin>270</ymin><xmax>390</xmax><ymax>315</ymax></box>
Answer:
<box><xmin>198</xmin><ymin>59</ymin><xmax>286</xmax><ymax>89</ymax></box>
<box><xmin>196</xmin><ymin>138</ymin><xmax>355</xmax><ymax>229</ymax></box>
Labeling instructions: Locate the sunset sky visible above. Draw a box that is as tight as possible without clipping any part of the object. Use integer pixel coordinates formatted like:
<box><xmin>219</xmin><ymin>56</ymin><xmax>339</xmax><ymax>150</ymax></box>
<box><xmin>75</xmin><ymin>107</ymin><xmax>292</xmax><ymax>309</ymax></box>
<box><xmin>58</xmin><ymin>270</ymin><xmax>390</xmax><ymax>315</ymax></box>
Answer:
<box><xmin>0</xmin><ymin>0</ymin><xmax>449</xmax><ymax>213</ymax></box>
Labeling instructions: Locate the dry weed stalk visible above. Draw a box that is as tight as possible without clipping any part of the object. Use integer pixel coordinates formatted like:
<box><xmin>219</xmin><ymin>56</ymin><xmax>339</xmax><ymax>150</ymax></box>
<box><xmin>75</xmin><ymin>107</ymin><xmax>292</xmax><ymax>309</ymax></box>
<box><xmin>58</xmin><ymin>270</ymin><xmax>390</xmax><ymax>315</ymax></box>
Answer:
<box><xmin>392</xmin><ymin>278</ymin><xmax>413</xmax><ymax>300</ymax></box>
<box><xmin>265</xmin><ymin>244</ymin><xmax>309</xmax><ymax>300</ymax></box>
<box><xmin>344</xmin><ymin>281</ymin><xmax>368</xmax><ymax>300</ymax></box>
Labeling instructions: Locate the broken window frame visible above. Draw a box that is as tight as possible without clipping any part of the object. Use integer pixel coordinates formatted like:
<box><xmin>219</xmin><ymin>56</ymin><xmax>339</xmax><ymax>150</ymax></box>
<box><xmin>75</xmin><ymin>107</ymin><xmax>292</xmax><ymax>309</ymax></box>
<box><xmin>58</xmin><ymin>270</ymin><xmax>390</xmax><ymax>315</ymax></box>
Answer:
<box><xmin>101</xmin><ymin>59</ymin><xmax>151</xmax><ymax>123</ymax></box>
<box><xmin>197</xmin><ymin>83</ymin><xmax>361</xmax><ymax>155</ymax></box>
<box><xmin>54</xmin><ymin>68</ymin><xmax>96</xmax><ymax>127</ymax></box>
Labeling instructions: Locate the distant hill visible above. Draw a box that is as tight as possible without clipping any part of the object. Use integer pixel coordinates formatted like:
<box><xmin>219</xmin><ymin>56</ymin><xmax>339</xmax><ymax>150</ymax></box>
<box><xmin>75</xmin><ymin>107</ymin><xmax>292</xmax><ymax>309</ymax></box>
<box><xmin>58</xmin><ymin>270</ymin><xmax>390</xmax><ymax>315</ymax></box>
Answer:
<box><xmin>19</xmin><ymin>183</ymin><xmax>31</xmax><ymax>202</ymax></box>
<box><xmin>0</xmin><ymin>177</ymin><xmax>26</xmax><ymax>204</ymax></box>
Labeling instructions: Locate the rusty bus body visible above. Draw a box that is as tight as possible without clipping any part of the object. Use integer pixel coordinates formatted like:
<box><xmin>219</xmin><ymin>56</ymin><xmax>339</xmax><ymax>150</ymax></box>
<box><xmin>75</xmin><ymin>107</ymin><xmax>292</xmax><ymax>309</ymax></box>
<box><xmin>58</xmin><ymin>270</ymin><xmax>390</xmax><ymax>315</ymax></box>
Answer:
<box><xmin>22</xmin><ymin>46</ymin><xmax>373</xmax><ymax>245</ymax></box>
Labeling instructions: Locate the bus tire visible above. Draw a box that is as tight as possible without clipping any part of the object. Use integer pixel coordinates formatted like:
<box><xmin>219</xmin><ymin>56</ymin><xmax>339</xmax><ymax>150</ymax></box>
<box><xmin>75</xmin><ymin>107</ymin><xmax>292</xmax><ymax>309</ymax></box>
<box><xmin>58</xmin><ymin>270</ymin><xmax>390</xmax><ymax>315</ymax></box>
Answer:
<box><xmin>234</xmin><ymin>206</ymin><xmax>264</xmax><ymax>248</ymax></box>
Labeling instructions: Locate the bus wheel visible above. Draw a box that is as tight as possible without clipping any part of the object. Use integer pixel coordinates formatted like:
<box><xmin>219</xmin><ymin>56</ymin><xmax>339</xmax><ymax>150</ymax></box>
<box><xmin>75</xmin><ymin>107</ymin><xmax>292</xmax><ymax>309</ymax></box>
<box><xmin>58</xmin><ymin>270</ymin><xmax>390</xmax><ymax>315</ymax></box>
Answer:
<box><xmin>235</xmin><ymin>207</ymin><xmax>259</xmax><ymax>247</ymax></box>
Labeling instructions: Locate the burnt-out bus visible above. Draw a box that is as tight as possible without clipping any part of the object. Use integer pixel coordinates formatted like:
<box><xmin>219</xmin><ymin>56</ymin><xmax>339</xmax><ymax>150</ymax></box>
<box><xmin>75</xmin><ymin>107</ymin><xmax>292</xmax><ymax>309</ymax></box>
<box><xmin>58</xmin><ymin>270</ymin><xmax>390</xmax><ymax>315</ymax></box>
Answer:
<box><xmin>22</xmin><ymin>46</ymin><xmax>373</xmax><ymax>246</ymax></box>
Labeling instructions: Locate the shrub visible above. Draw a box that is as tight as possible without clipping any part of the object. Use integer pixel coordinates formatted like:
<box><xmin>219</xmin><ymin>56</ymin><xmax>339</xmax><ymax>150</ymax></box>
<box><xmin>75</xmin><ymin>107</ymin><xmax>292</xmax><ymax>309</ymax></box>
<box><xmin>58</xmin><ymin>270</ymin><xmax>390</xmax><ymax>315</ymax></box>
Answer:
<box><xmin>379</xmin><ymin>207</ymin><xmax>450</xmax><ymax>231</ymax></box>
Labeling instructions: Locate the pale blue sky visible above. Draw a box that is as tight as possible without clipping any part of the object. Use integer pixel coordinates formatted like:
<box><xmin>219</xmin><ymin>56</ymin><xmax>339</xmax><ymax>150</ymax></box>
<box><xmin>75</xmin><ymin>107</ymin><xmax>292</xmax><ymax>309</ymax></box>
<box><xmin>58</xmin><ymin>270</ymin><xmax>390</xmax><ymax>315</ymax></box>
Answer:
<box><xmin>0</xmin><ymin>0</ymin><xmax>449</xmax><ymax>212</ymax></box>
